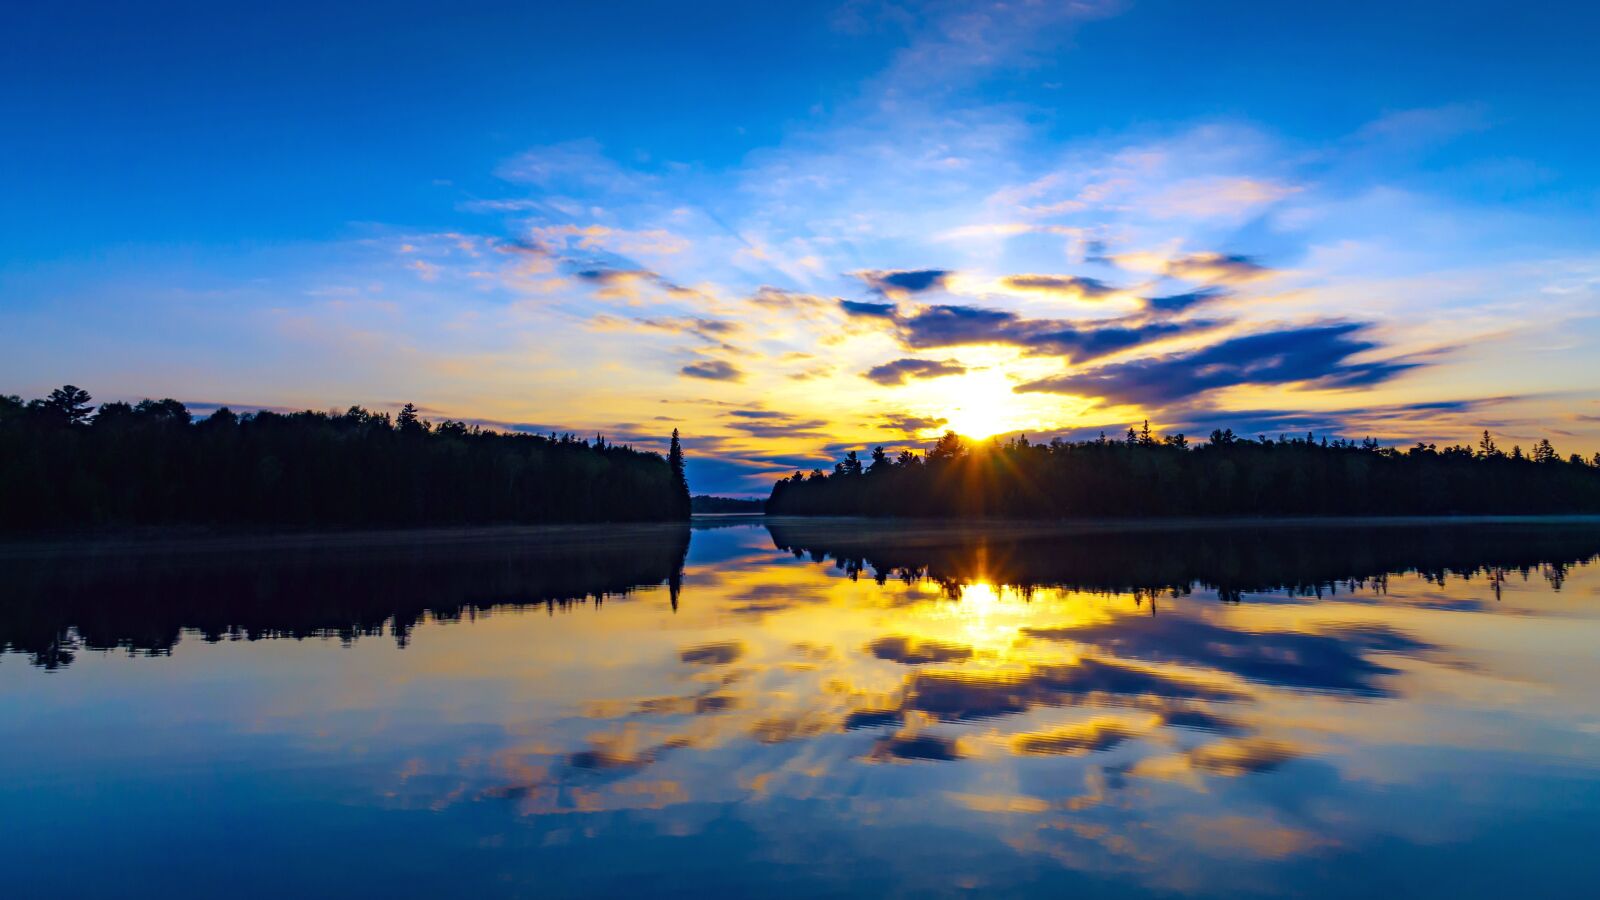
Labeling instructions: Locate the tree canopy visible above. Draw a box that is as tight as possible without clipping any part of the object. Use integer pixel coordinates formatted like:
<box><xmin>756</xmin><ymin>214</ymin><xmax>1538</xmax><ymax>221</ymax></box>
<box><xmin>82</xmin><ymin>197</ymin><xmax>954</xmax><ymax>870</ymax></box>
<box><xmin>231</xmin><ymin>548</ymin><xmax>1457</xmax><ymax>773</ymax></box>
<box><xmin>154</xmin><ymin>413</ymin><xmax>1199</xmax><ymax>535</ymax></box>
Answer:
<box><xmin>0</xmin><ymin>386</ymin><xmax>689</xmax><ymax>531</ymax></box>
<box><xmin>767</xmin><ymin>427</ymin><xmax>1600</xmax><ymax>518</ymax></box>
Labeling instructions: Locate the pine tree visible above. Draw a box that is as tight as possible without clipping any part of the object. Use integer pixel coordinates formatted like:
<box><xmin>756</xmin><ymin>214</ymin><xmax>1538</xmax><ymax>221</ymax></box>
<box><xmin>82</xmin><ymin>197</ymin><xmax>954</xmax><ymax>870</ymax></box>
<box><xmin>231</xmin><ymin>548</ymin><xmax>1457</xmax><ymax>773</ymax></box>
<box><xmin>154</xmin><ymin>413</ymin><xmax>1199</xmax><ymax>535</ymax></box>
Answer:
<box><xmin>396</xmin><ymin>402</ymin><xmax>424</xmax><ymax>435</ymax></box>
<box><xmin>869</xmin><ymin>445</ymin><xmax>889</xmax><ymax>473</ymax></box>
<box><xmin>1478</xmin><ymin>430</ymin><xmax>1500</xmax><ymax>459</ymax></box>
<box><xmin>668</xmin><ymin>429</ymin><xmax>689</xmax><ymax>517</ymax></box>
<box><xmin>43</xmin><ymin>385</ymin><xmax>94</xmax><ymax>425</ymax></box>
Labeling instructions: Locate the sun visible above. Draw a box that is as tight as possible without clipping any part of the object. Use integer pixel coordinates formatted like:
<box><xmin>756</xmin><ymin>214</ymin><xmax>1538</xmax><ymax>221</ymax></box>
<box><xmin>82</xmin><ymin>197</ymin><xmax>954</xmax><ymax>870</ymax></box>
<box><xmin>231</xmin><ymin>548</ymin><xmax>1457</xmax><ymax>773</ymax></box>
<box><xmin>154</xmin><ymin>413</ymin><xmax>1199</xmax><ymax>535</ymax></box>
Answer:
<box><xmin>933</xmin><ymin>370</ymin><xmax>1037</xmax><ymax>440</ymax></box>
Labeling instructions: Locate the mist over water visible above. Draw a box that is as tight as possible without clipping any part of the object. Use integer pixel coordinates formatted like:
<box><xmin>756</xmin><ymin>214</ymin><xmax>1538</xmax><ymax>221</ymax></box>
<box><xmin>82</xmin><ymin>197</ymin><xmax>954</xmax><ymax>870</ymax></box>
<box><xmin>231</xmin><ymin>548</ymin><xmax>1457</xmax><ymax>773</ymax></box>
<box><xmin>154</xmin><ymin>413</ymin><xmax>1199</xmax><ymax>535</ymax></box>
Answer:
<box><xmin>3</xmin><ymin>518</ymin><xmax>1598</xmax><ymax>898</ymax></box>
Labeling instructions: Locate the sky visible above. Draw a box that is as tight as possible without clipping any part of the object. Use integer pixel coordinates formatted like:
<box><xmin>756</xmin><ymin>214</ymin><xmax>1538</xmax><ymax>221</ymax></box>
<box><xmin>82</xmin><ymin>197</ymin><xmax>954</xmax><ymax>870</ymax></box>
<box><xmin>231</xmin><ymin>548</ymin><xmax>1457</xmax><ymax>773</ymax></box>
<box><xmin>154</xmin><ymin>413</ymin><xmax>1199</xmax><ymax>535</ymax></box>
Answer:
<box><xmin>3</xmin><ymin>1</ymin><xmax>1599</xmax><ymax>495</ymax></box>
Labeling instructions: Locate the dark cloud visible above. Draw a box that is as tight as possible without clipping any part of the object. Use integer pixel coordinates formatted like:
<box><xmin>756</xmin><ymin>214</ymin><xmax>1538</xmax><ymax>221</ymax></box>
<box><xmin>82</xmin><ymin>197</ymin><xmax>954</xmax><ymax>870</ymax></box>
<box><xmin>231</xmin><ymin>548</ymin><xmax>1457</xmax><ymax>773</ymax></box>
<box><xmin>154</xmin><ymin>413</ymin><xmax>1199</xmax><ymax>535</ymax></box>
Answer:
<box><xmin>843</xmin><ymin>300</ymin><xmax>1211</xmax><ymax>365</ymax></box>
<box><xmin>895</xmin><ymin>304</ymin><xmax>1015</xmax><ymax>347</ymax></box>
<box><xmin>681</xmin><ymin>359</ymin><xmax>745</xmax><ymax>382</ymax></box>
<box><xmin>867</xmin><ymin>635</ymin><xmax>974</xmax><ymax>665</ymax></box>
<box><xmin>856</xmin><ymin>268</ymin><xmax>953</xmax><ymax>296</ymax></box>
<box><xmin>1015</xmin><ymin>323</ymin><xmax>1415</xmax><ymax>407</ymax></box>
<box><xmin>1143</xmin><ymin>288</ymin><xmax>1229</xmax><ymax>315</ymax></box>
<box><xmin>863</xmin><ymin>357</ymin><xmax>969</xmax><ymax>386</ymax></box>
<box><xmin>1002</xmin><ymin>274</ymin><xmax>1120</xmax><ymax>300</ymax></box>
<box><xmin>840</xmin><ymin>299</ymin><xmax>898</xmax><ymax>319</ymax></box>
<box><xmin>1021</xmin><ymin>320</ymin><xmax>1208</xmax><ymax>361</ymax></box>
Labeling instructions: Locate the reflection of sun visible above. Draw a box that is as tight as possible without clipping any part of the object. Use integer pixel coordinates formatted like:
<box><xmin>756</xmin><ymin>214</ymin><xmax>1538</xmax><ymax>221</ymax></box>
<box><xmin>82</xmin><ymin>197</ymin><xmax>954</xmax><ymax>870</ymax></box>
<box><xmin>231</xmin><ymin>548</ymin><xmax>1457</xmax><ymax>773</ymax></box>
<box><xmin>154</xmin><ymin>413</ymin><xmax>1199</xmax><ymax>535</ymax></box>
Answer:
<box><xmin>932</xmin><ymin>370</ymin><xmax>1041</xmax><ymax>440</ymax></box>
<box><xmin>959</xmin><ymin>582</ymin><xmax>1001</xmax><ymax>615</ymax></box>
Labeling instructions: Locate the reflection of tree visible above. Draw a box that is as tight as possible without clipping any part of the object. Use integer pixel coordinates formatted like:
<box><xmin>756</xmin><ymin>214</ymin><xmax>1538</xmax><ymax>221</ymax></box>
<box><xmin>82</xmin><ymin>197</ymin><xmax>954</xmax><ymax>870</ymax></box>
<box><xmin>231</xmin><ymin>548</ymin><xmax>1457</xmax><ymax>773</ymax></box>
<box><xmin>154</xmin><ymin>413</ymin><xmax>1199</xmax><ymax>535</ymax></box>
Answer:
<box><xmin>0</xmin><ymin>525</ymin><xmax>689</xmax><ymax>669</ymax></box>
<box><xmin>765</xmin><ymin>519</ymin><xmax>1600</xmax><ymax>602</ymax></box>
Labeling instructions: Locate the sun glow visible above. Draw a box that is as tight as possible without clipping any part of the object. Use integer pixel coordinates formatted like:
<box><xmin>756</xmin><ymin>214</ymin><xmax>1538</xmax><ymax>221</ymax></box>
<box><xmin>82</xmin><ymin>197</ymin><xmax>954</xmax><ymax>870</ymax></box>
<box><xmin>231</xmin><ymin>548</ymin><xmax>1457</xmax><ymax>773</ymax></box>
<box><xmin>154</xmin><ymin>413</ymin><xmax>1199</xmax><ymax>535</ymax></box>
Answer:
<box><xmin>931</xmin><ymin>370</ymin><xmax>1042</xmax><ymax>440</ymax></box>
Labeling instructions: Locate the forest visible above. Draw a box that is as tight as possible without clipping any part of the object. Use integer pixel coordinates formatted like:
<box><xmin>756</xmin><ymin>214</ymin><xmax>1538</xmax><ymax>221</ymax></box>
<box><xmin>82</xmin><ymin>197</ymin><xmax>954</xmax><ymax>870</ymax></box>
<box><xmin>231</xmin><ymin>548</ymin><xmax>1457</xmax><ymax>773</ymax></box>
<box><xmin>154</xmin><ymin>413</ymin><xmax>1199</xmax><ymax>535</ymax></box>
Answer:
<box><xmin>0</xmin><ymin>386</ymin><xmax>690</xmax><ymax>531</ymax></box>
<box><xmin>767</xmin><ymin>424</ymin><xmax>1600</xmax><ymax>518</ymax></box>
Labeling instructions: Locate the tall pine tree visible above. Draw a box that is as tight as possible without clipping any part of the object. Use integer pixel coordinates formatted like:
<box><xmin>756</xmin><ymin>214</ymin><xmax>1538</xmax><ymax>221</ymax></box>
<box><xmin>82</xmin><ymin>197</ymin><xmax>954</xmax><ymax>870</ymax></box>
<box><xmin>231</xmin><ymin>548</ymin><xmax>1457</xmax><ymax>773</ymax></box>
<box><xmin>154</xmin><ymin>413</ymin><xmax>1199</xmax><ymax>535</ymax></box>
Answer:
<box><xmin>669</xmin><ymin>428</ymin><xmax>690</xmax><ymax>518</ymax></box>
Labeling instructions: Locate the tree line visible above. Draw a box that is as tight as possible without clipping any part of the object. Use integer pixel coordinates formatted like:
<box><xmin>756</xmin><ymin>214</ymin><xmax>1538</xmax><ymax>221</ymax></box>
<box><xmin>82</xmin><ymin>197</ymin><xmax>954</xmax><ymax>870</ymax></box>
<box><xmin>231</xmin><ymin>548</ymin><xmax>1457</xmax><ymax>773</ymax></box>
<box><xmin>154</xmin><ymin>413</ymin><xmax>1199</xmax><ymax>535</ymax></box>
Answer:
<box><xmin>767</xmin><ymin>424</ymin><xmax>1600</xmax><ymax>517</ymax></box>
<box><xmin>0</xmin><ymin>385</ymin><xmax>691</xmax><ymax>531</ymax></box>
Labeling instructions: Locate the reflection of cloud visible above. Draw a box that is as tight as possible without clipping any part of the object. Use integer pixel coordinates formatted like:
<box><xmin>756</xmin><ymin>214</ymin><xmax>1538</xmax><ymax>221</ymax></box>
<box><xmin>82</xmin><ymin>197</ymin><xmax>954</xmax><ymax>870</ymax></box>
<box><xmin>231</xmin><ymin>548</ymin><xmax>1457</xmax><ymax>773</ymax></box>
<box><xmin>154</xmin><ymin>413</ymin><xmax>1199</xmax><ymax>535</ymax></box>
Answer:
<box><xmin>1185</xmin><ymin>737</ymin><xmax>1302</xmax><ymax>775</ymax></box>
<box><xmin>905</xmin><ymin>657</ymin><xmax>1241</xmax><ymax>721</ymax></box>
<box><xmin>867</xmin><ymin>634</ymin><xmax>974</xmax><ymax>664</ymax></box>
<box><xmin>869</xmin><ymin>732</ymin><xmax>964</xmax><ymax>761</ymax></box>
<box><xmin>1026</xmin><ymin>616</ymin><xmax>1432</xmax><ymax>697</ymax></box>
<box><xmin>1012</xmin><ymin>716</ymin><xmax>1140</xmax><ymax>756</ymax></box>
<box><xmin>680</xmin><ymin>641</ymin><xmax>744</xmax><ymax>665</ymax></box>
<box><xmin>863</xmin><ymin>357</ymin><xmax>968</xmax><ymax>386</ymax></box>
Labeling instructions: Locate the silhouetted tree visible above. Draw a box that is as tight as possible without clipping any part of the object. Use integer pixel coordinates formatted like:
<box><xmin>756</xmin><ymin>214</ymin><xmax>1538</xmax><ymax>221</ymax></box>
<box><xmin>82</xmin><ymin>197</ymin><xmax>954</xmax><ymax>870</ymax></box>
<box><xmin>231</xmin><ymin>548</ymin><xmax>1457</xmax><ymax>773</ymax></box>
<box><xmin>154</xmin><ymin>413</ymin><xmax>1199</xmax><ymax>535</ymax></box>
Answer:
<box><xmin>41</xmin><ymin>385</ymin><xmax>94</xmax><ymax>425</ymax></box>
<box><xmin>396</xmin><ymin>402</ymin><xmax>425</xmax><ymax>436</ymax></box>
<box><xmin>0</xmin><ymin>387</ymin><xmax>689</xmax><ymax>531</ymax></box>
<box><xmin>767</xmin><ymin>422</ymin><xmax>1600</xmax><ymax>519</ymax></box>
<box><xmin>668</xmin><ymin>428</ymin><xmax>690</xmax><ymax>517</ymax></box>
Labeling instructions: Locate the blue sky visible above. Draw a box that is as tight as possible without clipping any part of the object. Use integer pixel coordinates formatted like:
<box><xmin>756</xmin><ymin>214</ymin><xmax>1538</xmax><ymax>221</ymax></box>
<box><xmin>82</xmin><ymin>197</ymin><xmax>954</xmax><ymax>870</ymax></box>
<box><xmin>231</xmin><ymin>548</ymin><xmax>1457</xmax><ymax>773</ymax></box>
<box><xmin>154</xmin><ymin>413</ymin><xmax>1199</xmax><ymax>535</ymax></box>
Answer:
<box><xmin>4</xmin><ymin>1</ymin><xmax>1598</xmax><ymax>493</ymax></box>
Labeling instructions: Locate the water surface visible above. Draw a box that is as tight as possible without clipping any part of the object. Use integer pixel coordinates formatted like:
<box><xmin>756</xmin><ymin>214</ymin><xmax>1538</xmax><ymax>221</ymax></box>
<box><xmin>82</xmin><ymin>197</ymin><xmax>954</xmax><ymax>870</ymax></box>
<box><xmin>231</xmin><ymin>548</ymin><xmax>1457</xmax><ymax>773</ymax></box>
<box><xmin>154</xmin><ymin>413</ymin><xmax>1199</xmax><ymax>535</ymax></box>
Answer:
<box><xmin>3</xmin><ymin>518</ymin><xmax>1599</xmax><ymax>898</ymax></box>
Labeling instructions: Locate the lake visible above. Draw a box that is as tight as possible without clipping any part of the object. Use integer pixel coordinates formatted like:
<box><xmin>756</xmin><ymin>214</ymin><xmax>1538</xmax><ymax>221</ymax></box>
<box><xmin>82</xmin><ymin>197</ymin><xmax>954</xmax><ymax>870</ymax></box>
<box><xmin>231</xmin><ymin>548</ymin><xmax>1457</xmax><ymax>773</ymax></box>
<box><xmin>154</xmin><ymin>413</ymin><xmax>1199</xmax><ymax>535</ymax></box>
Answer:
<box><xmin>3</xmin><ymin>517</ymin><xmax>1599</xmax><ymax>898</ymax></box>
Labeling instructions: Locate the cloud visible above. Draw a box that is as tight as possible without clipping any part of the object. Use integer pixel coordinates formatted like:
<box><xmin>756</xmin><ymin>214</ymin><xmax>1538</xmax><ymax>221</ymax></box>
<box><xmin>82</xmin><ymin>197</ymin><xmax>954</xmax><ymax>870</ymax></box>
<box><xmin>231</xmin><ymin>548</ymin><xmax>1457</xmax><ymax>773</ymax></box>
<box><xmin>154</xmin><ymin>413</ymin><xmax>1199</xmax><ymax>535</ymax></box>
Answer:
<box><xmin>721</xmin><ymin>410</ymin><xmax>830</xmax><ymax>439</ymax></box>
<box><xmin>892</xmin><ymin>304</ymin><xmax>1017</xmax><ymax>347</ymax></box>
<box><xmin>592</xmin><ymin>314</ymin><xmax>740</xmax><ymax>344</ymax></box>
<box><xmin>1143</xmin><ymin>288</ymin><xmax>1229</xmax><ymax>315</ymax></box>
<box><xmin>1016</xmin><ymin>323</ymin><xmax>1416</xmax><ymax>407</ymax></box>
<box><xmin>863</xmin><ymin>357</ymin><xmax>968</xmax><ymax>386</ymax></box>
<box><xmin>1150</xmin><ymin>176</ymin><xmax>1300</xmax><ymax>218</ymax></box>
<box><xmin>879</xmin><ymin>413</ymin><xmax>950</xmax><ymax>435</ymax></box>
<box><xmin>574</xmin><ymin>265</ymin><xmax>699</xmax><ymax>299</ymax></box>
<box><xmin>681</xmin><ymin>359</ymin><xmax>745</xmax><ymax>382</ymax></box>
<box><xmin>532</xmin><ymin>224</ymin><xmax>690</xmax><ymax>257</ymax></box>
<box><xmin>1001</xmin><ymin>274</ymin><xmax>1121</xmax><ymax>301</ymax></box>
<box><xmin>845</xmin><ymin>300</ymin><xmax>1214</xmax><ymax>364</ymax></box>
<box><xmin>856</xmin><ymin>269</ymin><xmax>953</xmax><ymax>297</ymax></box>
<box><xmin>840</xmin><ymin>299</ymin><xmax>898</xmax><ymax>319</ymax></box>
<box><xmin>1019</xmin><ymin>320</ymin><xmax>1211</xmax><ymax>362</ymax></box>
<box><xmin>1164</xmin><ymin>252</ymin><xmax>1272</xmax><ymax>284</ymax></box>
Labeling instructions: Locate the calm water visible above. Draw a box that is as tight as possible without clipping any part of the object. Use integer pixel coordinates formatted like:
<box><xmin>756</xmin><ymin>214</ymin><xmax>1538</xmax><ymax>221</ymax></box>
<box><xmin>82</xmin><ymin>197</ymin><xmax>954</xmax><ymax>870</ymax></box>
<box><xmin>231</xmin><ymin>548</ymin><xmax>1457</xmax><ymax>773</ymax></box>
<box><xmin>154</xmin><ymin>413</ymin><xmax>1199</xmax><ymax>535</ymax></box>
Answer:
<box><xmin>3</xmin><ymin>518</ymin><xmax>1599</xmax><ymax>898</ymax></box>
